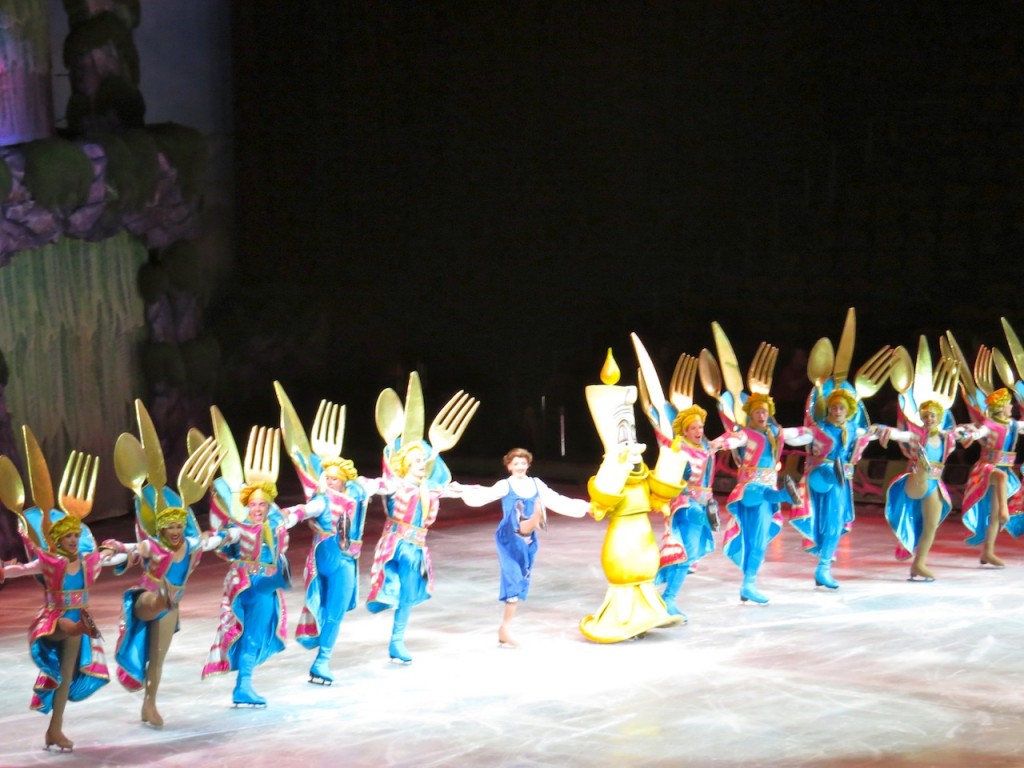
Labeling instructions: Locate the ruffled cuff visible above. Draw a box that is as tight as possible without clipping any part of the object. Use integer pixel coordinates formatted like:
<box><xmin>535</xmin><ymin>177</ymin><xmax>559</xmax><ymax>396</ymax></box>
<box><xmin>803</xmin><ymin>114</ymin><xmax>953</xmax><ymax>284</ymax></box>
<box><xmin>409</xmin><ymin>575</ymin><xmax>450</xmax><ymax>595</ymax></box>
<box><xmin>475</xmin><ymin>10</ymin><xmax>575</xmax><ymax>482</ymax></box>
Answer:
<box><xmin>647</xmin><ymin>473</ymin><xmax>684</xmax><ymax>513</ymax></box>
<box><xmin>587</xmin><ymin>476</ymin><xmax>623</xmax><ymax>522</ymax></box>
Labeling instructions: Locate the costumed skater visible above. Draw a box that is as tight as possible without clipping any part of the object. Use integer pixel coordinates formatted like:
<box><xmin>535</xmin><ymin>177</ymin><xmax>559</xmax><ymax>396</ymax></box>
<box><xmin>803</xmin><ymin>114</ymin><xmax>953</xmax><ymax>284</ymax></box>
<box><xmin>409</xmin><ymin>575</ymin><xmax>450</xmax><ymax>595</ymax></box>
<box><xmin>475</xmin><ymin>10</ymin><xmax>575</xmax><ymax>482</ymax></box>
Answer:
<box><xmin>881</xmin><ymin>341</ymin><xmax>968</xmax><ymax>581</ymax></box>
<box><xmin>636</xmin><ymin>350</ymin><xmax>727</xmax><ymax>619</ymax></box>
<box><xmin>995</xmin><ymin>318</ymin><xmax>1024</xmax><ymax>536</ymax></box>
<box><xmin>699</xmin><ymin>323</ymin><xmax>808</xmax><ymax>605</ymax></box>
<box><xmin>100</xmin><ymin>400</ymin><xmax>225</xmax><ymax>727</ymax></box>
<box><xmin>788</xmin><ymin>311</ymin><xmax>893</xmax><ymax>590</ymax></box>
<box><xmin>0</xmin><ymin>428</ymin><xmax>120</xmax><ymax>752</ymax></box>
<box><xmin>460</xmin><ymin>447</ymin><xmax>589</xmax><ymax>647</ymax></box>
<box><xmin>275</xmin><ymin>383</ymin><xmax>386</xmax><ymax>684</ymax></box>
<box><xmin>367</xmin><ymin>372</ymin><xmax>477</xmax><ymax>663</ymax></box>
<box><xmin>946</xmin><ymin>331</ymin><xmax>1024</xmax><ymax>567</ymax></box>
<box><xmin>201</xmin><ymin>409</ymin><xmax>308</xmax><ymax>706</ymax></box>
<box><xmin>578</xmin><ymin>336</ymin><xmax>689</xmax><ymax>643</ymax></box>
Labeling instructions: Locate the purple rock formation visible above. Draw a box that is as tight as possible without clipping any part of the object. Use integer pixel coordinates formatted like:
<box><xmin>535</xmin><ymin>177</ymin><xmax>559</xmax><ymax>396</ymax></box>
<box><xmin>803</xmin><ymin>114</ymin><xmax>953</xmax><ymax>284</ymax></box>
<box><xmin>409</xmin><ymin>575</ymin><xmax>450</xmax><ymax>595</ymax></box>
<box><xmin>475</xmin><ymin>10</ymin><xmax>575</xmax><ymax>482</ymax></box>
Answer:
<box><xmin>0</xmin><ymin>142</ymin><xmax>199</xmax><ymax>257</ymax></box>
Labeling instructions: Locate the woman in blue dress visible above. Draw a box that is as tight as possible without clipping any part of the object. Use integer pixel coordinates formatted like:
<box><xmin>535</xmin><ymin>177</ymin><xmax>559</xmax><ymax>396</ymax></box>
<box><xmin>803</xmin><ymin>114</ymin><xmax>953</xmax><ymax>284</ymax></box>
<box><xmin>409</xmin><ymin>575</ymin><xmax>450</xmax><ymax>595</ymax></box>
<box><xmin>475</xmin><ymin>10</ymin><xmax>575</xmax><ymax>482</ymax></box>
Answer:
<box><xmin>462</xmin><ymin>448</ymin><xmax>588</xmax><ymax>647</ymax></box>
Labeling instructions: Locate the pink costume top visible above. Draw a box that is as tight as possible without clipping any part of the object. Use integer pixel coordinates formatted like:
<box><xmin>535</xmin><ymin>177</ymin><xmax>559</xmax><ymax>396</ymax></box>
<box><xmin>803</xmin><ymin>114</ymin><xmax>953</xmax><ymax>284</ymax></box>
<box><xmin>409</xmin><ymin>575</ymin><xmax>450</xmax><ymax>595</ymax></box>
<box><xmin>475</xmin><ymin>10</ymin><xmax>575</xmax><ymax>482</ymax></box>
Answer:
<box><xmin>201</xmin><ymin>501</ymin><xmax>306</xmax><ymax>679</ymax></box>
<box><xmin>27</xmin><ymin>548</ymin><xmax>105</xmax><ymax>645</ymax></box>
<box><xmin>304</xmin><ymin>483</ymin><xmax>381</xmax><ymax>560</ymax></box>
<box><xmin>882</xmin><ymin>422</ymin><xmax>958</xmax><ymax>493</ymax></box>
<box><xmin>135</xmin><ymin>534</ymin><xmax>204</xmax><ymax>604</ymax></box>
<box><xmin>294</xmin><ymin>482</ymin><xmax>380</xmax><ymax>642</ymax></box>
<box><xmin>664</xmin><ymin>433</ymin><xmax>718</xmax><ymax>509</ymax></box>
<box><xmin>962</xmin><ymin>417</ymin><xmax>1019</xmax><ymax>507</ymax></box>
<box><xmin>802</xmin><ymin>422</ymin><xmax>875</xmax><ymax>478</ymax></box>
<box><xmin>790</xmin><ymin>417</ymin><xmax>875</xmax><ymax>514</ymax></box>
<box><xmin>109</xmin><ymin>530</ymin><xmax>218</xmax><ymax>691</ymax></box>
<box><xmin>654</xmin><ymin>432</ymin><xmax>719</xmax><ymax>568</ymax></box>
<box><xmin>720</xmin><ymin>415</ymin><xmax>811</xmax><ymax>506</ymax></box>
<box><xmin>366</xmin><ymin>479</ymin><xmax>442</xmax><ymax>608</ymax></box>
<box><xmin>718</xmin><ymin>412</ymin><xmax>811</xmax><ymax>562</ymax></box>
<box><xmin>11</xmin><ymin>548</ymin><xmax>111</xmax><ymax>710</ymax></box>
<box><xmin>961</xmin><ymin>417</ymin><xmax>1023</xmax><ymax>513</ymax></box>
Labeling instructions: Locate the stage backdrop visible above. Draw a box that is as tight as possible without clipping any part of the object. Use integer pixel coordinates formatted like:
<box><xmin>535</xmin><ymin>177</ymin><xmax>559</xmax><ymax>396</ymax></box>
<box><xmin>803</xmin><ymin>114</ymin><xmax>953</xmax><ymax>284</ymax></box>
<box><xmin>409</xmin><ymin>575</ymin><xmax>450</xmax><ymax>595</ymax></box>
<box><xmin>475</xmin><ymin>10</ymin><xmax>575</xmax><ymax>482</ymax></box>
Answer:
<box><xmin>0</xmin><ymin>232</ymin><xmax>146</xmax><ymax>520</ymax></box>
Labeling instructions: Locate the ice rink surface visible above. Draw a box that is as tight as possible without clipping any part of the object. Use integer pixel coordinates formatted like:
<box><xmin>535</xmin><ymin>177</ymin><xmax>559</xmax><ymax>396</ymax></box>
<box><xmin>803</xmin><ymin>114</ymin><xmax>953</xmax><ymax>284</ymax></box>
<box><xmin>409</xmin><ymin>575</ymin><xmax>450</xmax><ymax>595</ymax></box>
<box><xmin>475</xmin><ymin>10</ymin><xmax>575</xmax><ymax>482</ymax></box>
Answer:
<box><xmin>2</xmin><ymin>499</ymin><xmax>1023</xmax><ymax>767</ymax></box>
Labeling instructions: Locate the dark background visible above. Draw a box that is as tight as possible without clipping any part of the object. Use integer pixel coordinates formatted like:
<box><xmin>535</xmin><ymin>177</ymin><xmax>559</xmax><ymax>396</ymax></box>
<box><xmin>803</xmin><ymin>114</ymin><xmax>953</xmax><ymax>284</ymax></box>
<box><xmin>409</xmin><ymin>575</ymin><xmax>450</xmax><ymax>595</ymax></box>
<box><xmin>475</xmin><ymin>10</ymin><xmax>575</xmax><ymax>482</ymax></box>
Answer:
<box><xmin>218</xmin><ymin>2</ymin><xmax>1024</xmax><ymax>465</ymax></box>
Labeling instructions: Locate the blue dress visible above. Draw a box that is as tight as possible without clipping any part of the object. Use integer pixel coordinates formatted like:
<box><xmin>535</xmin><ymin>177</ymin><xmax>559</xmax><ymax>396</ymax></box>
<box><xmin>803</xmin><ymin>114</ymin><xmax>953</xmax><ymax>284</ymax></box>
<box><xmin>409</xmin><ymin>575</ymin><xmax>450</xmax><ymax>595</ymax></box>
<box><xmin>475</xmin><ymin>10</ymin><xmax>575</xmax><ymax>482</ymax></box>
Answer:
<box><xmin>495</xmin><ymin>478</ymin><xmax>541</xmax><ymax>602</ymax></box>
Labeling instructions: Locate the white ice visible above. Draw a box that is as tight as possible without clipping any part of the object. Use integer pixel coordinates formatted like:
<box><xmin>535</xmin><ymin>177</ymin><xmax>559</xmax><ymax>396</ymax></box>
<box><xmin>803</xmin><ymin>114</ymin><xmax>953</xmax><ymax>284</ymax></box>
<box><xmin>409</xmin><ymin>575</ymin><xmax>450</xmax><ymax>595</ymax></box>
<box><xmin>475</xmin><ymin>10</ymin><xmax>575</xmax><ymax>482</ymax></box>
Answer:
<box><xmin>1</xmin><ymin>496</ymin><xmax>1023</xmax><ymax>767</ymax></box>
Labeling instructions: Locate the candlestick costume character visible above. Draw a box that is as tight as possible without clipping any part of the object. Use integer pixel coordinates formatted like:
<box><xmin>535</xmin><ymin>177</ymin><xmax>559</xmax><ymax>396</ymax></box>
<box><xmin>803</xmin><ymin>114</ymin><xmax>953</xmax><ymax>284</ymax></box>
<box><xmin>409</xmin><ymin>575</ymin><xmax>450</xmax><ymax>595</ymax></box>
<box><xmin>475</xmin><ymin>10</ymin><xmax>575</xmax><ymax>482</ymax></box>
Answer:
<box><xmin>578</xmin><ymin>336</ymin><xmax>688</xmax><ymax>642</ymax></box>
<box><xmin>700</xmin><ymin>324</ymin><xmax>809</xmax><ymax>605</ymax></box>
<box><xmin>0</xmin><ymin>427</ymin><xmax>118</xmax><ymax>752</ymax></box>
<box><xmin>460</xmin><ymin>447</ymin><xmax>589</xmax><ymax>647</ymax></box>
<box><xmin>366</xmin><ymin>372</ymin><xmax>478</xmax><ymax>663</ymax></box>
<box><xmin>201</xmin><ymin>411</ymin><xmax>307</xmax><ymax>706</ymax></box>
<box><xmin>275</xmin><ymin>382</ymin><xmax>384</xmax><ymax>684</ymax></box>
<box><xmin>788</xmin><ymin>313</ymin><xmax>893</xmax><ymax>589</ymax></box>
<box><xmin>102</xmin><ymin>400</ymin><xmax>224</xmax><ymax>728</ymax></box>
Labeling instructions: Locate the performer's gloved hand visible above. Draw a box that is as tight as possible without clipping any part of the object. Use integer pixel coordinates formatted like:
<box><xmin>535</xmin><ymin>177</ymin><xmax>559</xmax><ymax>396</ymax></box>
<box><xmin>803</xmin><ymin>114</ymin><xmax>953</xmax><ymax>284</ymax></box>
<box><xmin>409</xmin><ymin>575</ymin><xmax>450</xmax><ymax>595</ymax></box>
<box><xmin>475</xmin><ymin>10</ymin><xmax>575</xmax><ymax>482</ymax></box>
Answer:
<box><xmin>100</xmin><ymin>538</ymin><xmax>126</xmax><ymax>555</ymax></box>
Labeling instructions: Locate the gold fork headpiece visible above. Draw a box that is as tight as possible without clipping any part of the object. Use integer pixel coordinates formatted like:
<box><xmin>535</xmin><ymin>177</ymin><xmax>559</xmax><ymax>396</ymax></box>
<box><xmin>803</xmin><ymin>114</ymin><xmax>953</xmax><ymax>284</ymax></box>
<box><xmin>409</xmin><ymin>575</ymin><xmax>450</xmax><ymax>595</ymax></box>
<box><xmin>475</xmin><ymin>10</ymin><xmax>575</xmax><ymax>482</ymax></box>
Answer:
<box><xmin>747</xmin><ymin>342</ymin><xmax>779</xmax><ymax>395</ymax></box>
<box><xmin>428</xmin><ymin>390</ymin><xmax>480</xmax><ymax>455</ymax></box>
<box><xmin>311</xmin><ymin>399</ymin><xmax>346</xmax><ymax>459</ymax></box>
<box><xmin>669</xmin><ymin>353</ymin><xmax>698</xmax><ymax>412</ymax></box>
<box><xmin>58</xmin><ymin>450</ymin><xmax>99</xmax><ymax>520</ymax></box>
<box><xmin>177</xmin><ymin>435</ymin><xmax>225</xmax><ymax>509</ymax></box>
<box><xmin>243</xmin><ymin>426</ymin><xmax>281</xmax><ymax>487</ymax></box>
<box><xmin>196</xmin><ymin>407</ymin><xmax>249</xmax><ymax>523</ymax></box>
